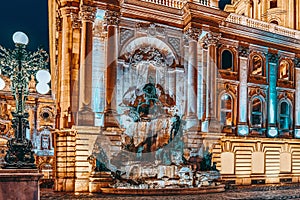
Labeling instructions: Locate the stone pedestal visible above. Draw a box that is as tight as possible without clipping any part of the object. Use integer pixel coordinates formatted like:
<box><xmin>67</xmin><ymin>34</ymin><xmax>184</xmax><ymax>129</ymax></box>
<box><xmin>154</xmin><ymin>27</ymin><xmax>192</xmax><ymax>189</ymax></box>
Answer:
<box><xmin>89</xmin><ymin>171</ymin><xmax>113</xmax><ymax>192</ymax></box>
<box><xmin>0</xmin><ymin>169</ymin><xmax>43</xmax><ymax>200</ymax></box>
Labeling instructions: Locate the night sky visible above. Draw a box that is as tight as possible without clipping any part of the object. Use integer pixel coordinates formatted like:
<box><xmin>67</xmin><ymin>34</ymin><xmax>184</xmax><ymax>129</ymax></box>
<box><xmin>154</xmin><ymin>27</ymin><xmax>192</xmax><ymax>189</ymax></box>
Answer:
<box><xmin>0</xmin><ymin>0</ymin><xmax>230</xmax><ymax>53</ymax></box>
<box><xmin>0</xmin><ymin>0</ymin><xmax>49</xmax><ymax>52</ymax></box>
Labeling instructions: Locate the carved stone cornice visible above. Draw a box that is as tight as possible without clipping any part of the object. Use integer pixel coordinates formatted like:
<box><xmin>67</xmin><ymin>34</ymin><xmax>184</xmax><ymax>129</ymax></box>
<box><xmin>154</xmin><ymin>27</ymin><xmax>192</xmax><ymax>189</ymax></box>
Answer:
<box><xmin>203</xmin><ymin>32</ymin><xmax>221</xmax><ymax>47</ymax></box>
<box><xmin>268</xmin><ymin>52</ymin><xmax>279</xmax><ymax>63</ymax></box>
<box><xmin>104</xmin><ymin>10</ymin><xmax>120</xmax><ymax>26</ymax></box>
<box><xmin>294</xmin><ymin>57</ymin><xmax>300</xmax><ymax>68</ymax></box>
<box><xmin>79</xmin><ymin>5</ymin><xmax>96</xmax><ymax>23</ymax></box>
<box><xmin>238</xmin><ymin>46</ymin><xmax>250</xmax><ymax>57</ymax></box>
<box><xmin>184</xmin><ymin>27</ymin><xmax>201</xmax><ymax>41</ymax></box>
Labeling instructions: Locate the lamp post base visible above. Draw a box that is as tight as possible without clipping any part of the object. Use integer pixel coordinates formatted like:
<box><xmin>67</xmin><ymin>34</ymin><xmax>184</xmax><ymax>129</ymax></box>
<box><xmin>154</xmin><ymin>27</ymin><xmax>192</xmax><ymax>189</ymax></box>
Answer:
<box><xmin>4</xmin><ymin>138</ymin><xmax>36</xmax><ymax>169</ymax></box>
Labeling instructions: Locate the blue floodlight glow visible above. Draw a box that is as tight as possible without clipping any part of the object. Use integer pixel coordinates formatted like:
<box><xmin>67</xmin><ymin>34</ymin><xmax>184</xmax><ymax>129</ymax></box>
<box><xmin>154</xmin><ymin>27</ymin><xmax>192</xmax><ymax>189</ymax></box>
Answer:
<box><xmin>96</xmin><ymin>10</ymin><xmax>105</xmax><ymax>20</ymax></box>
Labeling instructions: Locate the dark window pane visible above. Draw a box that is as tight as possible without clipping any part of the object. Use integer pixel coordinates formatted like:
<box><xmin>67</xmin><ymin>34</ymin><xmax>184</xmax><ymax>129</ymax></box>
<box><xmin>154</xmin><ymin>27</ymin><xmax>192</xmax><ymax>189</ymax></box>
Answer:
<box><xmin>270</xmin><ymin>0</ymin><xmax>277</xmax><ymax>8</ymax></box>
<box><xmin>221</xmin><ymin>50</ymin><xmax>233</xmax><ymax>70</ymax></box>
<box><xmin>252</xmin><ymin>114</ymin><xmax>262</xmax><ymax>126</ymax></box>
<box><xmin>281</xmin><ymin>102</ymin><xmax>288</xmax><ymax>115</ymax></box>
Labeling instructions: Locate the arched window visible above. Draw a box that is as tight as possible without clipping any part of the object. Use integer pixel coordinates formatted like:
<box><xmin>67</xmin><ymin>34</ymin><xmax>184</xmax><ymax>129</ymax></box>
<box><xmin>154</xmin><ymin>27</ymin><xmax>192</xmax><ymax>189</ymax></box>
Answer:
<box><xmin>279</xmin><ymin>101</ymin><xmax>291</xmax><ymax>130</ymax></box>
<box><xmin>270</xmin><ymin>20</ymin><xmax>279</xmax><ymax>25</ymax></box>
<box><xmin>251</xmin><ymin>97</ymin><xmax>263</xmax><ymax>127</ymax></box>
<box><xmin>279</xmin><ymin>60</ymin><xmax>290</xmax><ymax>80</ymax></box>
<box><xmin>221</xmin><ymin>50</ymin><xmax>233</xmax><ymax>70</ymax></box>
<box><xmin>252</xmin><ymin>55</ymin><xmax>264</xmax><ymax>76</ymax></box>
<box><xmin>220</xmin><ymin>93</ymin><xmax>233</xmax><ymax>126</ymax></box>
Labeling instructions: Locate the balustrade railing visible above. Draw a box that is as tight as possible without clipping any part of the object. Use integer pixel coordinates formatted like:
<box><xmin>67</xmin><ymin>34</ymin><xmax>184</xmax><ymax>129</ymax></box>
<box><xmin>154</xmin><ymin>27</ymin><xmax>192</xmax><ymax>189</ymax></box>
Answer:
<box><xmin>226</xmin><ymin>13</ymin><xmax>300</xmax><ymax>39</ymax></box>
<box><xmin>141</xmin><ymin>0</ymin><xmax>185</xmax><ymax>8</ymax></box>
<box><xmin>140</xmin><ymin>0</ymin><xmax>210</xmax><ymax>9</ymax></box>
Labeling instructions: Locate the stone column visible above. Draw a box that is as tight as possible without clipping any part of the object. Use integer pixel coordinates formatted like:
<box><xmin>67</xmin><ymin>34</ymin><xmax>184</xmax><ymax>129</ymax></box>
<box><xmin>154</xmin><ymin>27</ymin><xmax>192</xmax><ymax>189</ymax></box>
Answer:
<box><xmin>237</xmin><ymin>46</ymin><xmax>250</xmax><ymax>136</ymax></box>
<box><xmin>77</xmin><ymin>5</ymin><xmax>96</xmax><ymax>126</ymax></box>
<box><xmin>104</xmin><ymin>11</ymin><xmax>120</xmax><ymax>127</ymax></box>
<box><xmin>92</xmin><ymin>20</ymin><xmax>106</xmax><ymax>126</ymax></box>
<box><xmin>294</xmin><ymin>58</ymin><xmax>300</xmax><ymax>138</ymax></box>
<box><xmin>245</xmin><ymin>0</ymin><xmax>252</xmax><ymax>18</ymax></box>
<box><xmin>267</xmin><ymin>52</ymin><xmax>279</xmax><ymax>137</ymax></box>
<box><xmin>202</xmin><ymin>32</ymin><xmax>221</xmax><ymax>132</ymax></box>
<box><xmin>70</xmin><ymin>12</ymin><xmax>81</xmax><ymax>127</ymax></box>
<box><xmin>261</xmin><ymin>0</ymin><xmax>267</xmax><ymax>20</ymax></box>
<box><xmin>168</xmin><ymin>68</ymin><xmax>176</xmax><ymax>101</ymax></box>
<box><xmin>253</xmin><ymin>0</ymin><xmax>259</xmax><ymax>19</ymax></box>
<box><xmin>59</xmin><ymin>6</ymin><xmax>78</xmax><ymax>128</ymax></box>
<box><xmin>200</xmin><ymin>46</ymin><xmax>207</xmax><ymax>123</ymax></box>
<box><xmin>184</xmin><ymin>27</ymin><xmax>201</xmax><ymax>129</ymax></box>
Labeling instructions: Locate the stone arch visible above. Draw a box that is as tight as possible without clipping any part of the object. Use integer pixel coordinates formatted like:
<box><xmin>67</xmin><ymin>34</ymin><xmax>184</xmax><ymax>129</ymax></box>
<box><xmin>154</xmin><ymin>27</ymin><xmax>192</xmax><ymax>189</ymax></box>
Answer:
<box><xmin>120</xmin><ymin>37</ymin><xmax>178</xmax><ymax>66</ymax></box>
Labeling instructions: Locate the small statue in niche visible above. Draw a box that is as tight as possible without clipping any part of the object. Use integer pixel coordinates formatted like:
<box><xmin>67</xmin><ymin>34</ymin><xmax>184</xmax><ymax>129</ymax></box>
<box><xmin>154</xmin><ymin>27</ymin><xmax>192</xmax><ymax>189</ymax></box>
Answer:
<box><xmin>28</xmin><ymin>75</ymin><xmax>36</xmax><ymax>93</ymax></box>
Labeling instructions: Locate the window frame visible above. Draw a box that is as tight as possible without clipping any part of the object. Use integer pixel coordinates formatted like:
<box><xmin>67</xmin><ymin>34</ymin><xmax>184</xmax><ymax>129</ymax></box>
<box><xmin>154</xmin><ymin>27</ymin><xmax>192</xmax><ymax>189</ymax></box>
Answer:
<box><xmin>278</xmin><ymin>99</ymin><xmax>292</xmax><ymax>131</ymax></box>
<box><xmin>249</xmin><ymin>95</ymin><xmax>265</xmax><ymax>129</ymax></box>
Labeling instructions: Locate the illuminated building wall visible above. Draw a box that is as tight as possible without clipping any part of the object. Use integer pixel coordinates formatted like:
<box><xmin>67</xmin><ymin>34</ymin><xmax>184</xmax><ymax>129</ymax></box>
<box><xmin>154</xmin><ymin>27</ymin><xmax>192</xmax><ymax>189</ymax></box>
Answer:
<box><xmin>48</xmin><ymin>0</ymin><xmax>300</xmax><ymax>191</ymax></box>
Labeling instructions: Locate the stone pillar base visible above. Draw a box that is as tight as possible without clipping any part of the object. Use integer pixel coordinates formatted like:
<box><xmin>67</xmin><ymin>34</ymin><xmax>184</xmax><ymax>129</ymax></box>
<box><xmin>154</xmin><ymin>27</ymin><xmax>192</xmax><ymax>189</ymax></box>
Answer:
<box><xmin>267</xmin><ymin>126</ymin><xmax>278</xmax><ymax>138</ymax></box>
<box><xmin>237</xmin><ymin>124</ymin><xmax>249</xmax><ymax>136</ymax></box>
<box><xmin>202</xmin><ymin>119</ymin><xmax>221</xmax><ymax>133</ymax></box>
<box><xmin>295</xmin><ymin>129</ymin><xmax>300</xmax><ymax>138</ymax></box>
<box><xmin>54</xmin><ymin>178</ymin><xmax>75</xmax><ymax>192</ymax></box>
<box><xmin>77</xmin><ymin>108</ymin><xmax>95</xmax><ymax>126</ymax></box>
<box><xmin>104</xmin><ymin>110</ymin><xmax>119</xmax><ymax>128</ymax></box>
<box><xmin>0</xmin><ymin>169</ymin><xmax>43</xmax><ymax>200</ymax></box>
<box><xmin>89</xmin><ymin>171</ymin><xmax>113</xmax><ymax>192</ymax></box>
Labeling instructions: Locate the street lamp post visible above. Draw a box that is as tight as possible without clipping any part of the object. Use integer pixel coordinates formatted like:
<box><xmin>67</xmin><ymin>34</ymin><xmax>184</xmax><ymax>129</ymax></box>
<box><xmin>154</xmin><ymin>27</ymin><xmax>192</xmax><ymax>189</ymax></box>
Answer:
<box><xmin>0</xmin><ymin>32</ymin><xmax>49</xmax><ymax>168</ymax></box>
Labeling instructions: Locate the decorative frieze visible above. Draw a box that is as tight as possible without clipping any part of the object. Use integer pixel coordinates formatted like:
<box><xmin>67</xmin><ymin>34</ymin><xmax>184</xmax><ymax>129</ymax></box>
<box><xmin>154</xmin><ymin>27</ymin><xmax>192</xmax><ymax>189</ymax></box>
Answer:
<box><xmin>136</xmin><ymin>22</ymin><xmax>166</xmax><ymax>37</ymax></box>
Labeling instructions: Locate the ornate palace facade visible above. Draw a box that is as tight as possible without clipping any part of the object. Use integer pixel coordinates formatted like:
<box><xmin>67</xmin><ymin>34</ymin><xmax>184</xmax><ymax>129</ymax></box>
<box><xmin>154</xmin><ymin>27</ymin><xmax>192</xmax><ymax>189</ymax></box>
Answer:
<box><xmin>48</xmin><ymin>0</ymin><xmax>300</xmax><ymax>191</ymax></box>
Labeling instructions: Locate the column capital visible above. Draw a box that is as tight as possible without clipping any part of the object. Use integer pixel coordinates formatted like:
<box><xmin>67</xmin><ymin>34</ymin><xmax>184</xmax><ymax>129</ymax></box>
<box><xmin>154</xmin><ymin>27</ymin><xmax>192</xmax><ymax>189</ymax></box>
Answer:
<box><xmin>238</xmin><ymin>45</ymin><xmax>250</xmax><ymax>57</ymax></box>
<box><xmin>294</xmin><ymin>57</ymin><xmax>300</xmax><ymax>68</ymax></box>
<box><xmin>79</xmin><ymin>5</ymin><xmax>96</xmax><ymax>22</ymax></box>
<box><xmin>268</xmin><ymin>52</ymin><xmax>279</xmax><ymax>63</ymax></box>
<box><xmin>70</xmin><ymin>12</ymin><xmax>81</xmax><ymax>29</ymax></box>
<box><xmin>184</xmin><ymin>27</ymin><xmax>202</xmax><ymax>41</ymax></box>
<box><xmin>104</xmin><ymin>10</ymin><xmax>120</xmax><ymax>26</ymax></box>
<box><xmin>203</xmin><ymin>32</ymin><xmax>221</xmax><ymax>46</ymax></box>
<box><xmin>60</xmin><ymin>6</ymin><xmax>78</xmax><ymax>17</ymax></box>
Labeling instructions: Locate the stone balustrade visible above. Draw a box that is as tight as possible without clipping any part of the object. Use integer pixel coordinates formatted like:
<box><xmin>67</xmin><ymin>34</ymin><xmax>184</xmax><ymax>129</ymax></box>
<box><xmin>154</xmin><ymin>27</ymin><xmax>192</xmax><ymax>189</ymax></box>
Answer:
<box><xmin>226</xmin><ymin>13</ymin><xmax>300</xmax><ymax>39</ymax></box>
<box><xmin>140</xmin><ymin>0</ymin><xmax>210</xmax><ymax>9</ymax></box>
